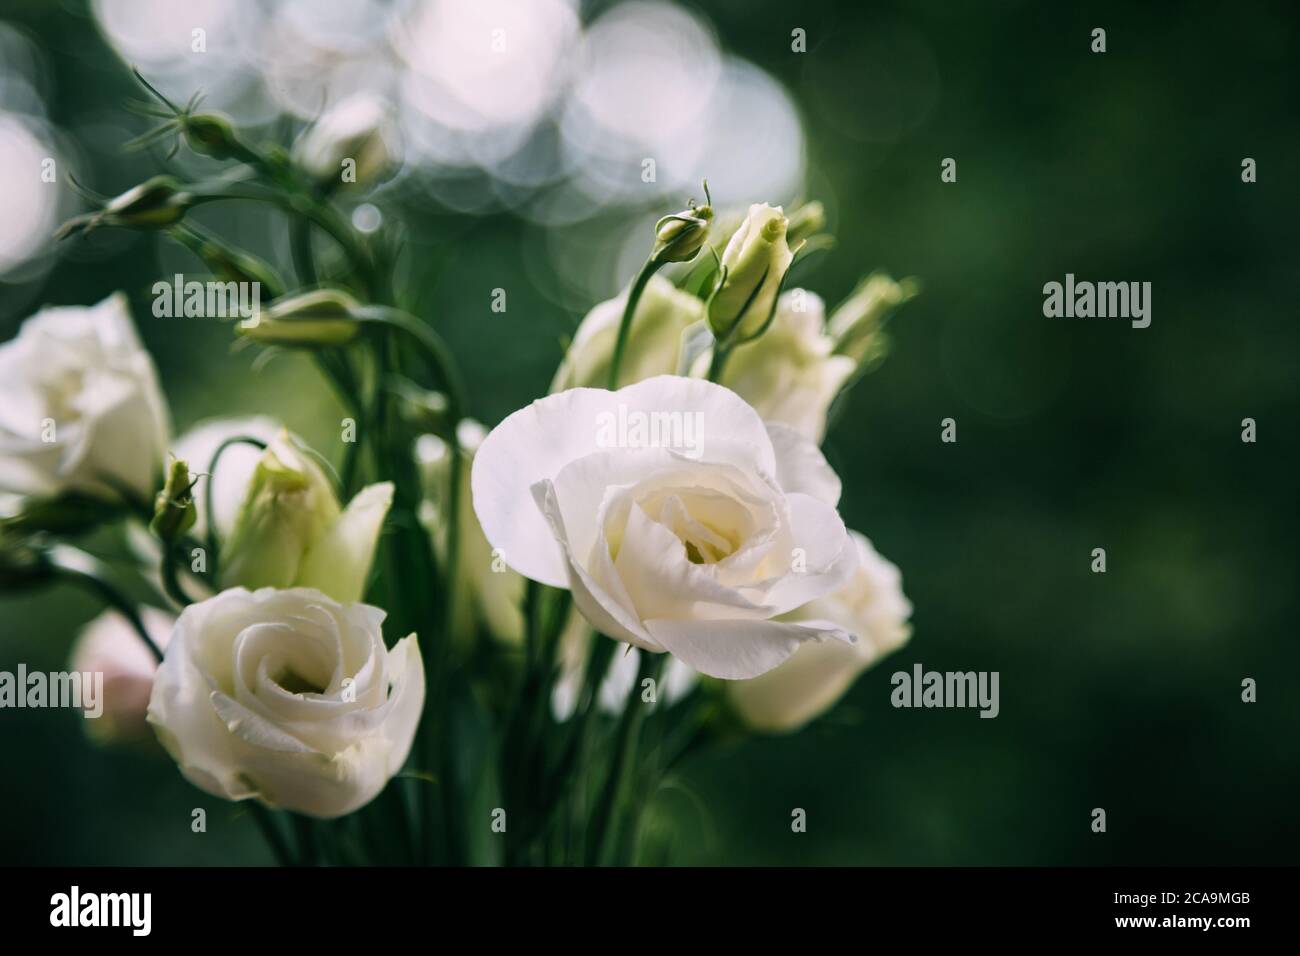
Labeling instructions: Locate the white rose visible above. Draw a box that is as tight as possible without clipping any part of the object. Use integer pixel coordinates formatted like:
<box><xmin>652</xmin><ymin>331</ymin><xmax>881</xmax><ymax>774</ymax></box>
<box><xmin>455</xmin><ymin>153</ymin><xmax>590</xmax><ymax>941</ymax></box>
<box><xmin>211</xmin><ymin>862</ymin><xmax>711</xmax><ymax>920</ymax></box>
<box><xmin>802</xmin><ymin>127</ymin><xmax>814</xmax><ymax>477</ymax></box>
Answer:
<box><xmin>147</xmin><ymin>587</ymin><xmax>424</xmax><ymax>818</ymax></box>
<box><xmin>293</xmin><ymin>94</ymin><xmax>398</xmax><ymax>187</ymax></box>
<box><xmin>71</xmin><ymin>606</ymin><xmax>175</xmax><ymax>744</ymax></box>
<box><xmin>0</xmin><ymin>292</ymin><xmax>169</xmax><ymax>504</ymax></box>
<box><xmin>551</xmin><ymin>275</ymin><xmax>704</xmax><ymax>392</ymax></box>
<box><xmin>701</xmin><ymin>289</ymin><xmax>857</xmax><ymax>443</ymax></box>
<box><xmin>416</xmin><ymin>420</ymin><xmax>525</xmax><ymax>646</ymax></box>
<box><xmin>727</xmin><ymin>532</ymin><xmax>911</xmax><ymax>731</ymax></box>
<box><xmin>471</xmin><ymin>375</ymin><xmax>860</xmax><ymax>680</ymax></box>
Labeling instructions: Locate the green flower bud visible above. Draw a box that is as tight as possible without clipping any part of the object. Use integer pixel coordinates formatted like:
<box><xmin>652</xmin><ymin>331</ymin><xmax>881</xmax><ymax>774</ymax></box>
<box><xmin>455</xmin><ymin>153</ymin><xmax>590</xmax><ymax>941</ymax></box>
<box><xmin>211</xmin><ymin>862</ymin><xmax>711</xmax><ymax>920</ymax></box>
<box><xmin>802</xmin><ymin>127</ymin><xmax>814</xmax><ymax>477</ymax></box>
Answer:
<box><xmin>0</xmin><ymin>529</ymin><xmax>52</xmax><ymax>592</ymax></box>
<box><xmin>239</xmin><ymin>288</ymin><xmax>362</xmax><ymax>347</ymax></box>
<box><xmin>103</xmin><ymin>175</ymin><xmax>191</xmax><ymax>228</ymax></box>
<box><xmin>149</xmin><ymin>458</ymin><xmax>198</xmax><ymax>544</ymax></box>
<box><xmin>785</xmin><ymin>200</ymin><xmax>826</xmax><ymax>246</ymax></box>
<box><xmin>181</xmin><ymin>112</ymin><xmax>241</xmax><ymax>160</ymax></box>
<box><xmin>652</xmin><ymin>204</ymin><xmax>713</xmax><ymax>264</ymax></box>
<box><xmin>829</xmin><ymin>272</ymin><xmax>920</xmax><ymax>364</ymax></box>
<box><xmin>706</xmin><ymin>203</ymin><xmax>794</xmax><ymax>343</ymax></box>
<box><xmin>220</xmin><ymin>433</ymin><xmax>393</xmax><ymax>603</ymax></box>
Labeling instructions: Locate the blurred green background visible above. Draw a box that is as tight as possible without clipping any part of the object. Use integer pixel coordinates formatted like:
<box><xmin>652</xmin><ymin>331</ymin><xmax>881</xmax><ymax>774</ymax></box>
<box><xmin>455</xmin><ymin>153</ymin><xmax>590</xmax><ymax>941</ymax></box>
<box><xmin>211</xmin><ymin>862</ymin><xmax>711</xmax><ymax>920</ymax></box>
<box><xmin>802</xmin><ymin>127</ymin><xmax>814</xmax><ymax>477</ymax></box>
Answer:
<box><xmin>1</xmin><ymin>0</ymin><xmax>1296</xmax><ymax>865</ymax></box>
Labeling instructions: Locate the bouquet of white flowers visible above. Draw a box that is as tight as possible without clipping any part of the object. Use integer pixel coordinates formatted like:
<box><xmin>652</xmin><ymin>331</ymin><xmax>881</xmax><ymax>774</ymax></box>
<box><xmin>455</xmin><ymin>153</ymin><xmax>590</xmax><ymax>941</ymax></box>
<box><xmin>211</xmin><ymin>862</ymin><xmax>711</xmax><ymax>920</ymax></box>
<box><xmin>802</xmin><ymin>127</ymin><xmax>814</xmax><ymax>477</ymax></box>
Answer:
<box><xmin>0</xmin><ymin>69</ymin><xmax>917</xmax><ymax>866</ymax></box>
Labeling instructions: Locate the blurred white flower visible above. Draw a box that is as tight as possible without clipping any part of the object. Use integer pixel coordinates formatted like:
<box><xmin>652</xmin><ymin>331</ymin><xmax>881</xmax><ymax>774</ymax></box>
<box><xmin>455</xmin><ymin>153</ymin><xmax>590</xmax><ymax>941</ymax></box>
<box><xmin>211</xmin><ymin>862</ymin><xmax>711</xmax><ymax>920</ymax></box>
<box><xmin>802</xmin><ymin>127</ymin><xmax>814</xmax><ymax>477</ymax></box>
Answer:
<box><xmin>701</xmin><ymin>289</ymin><xmax>856</xmax><ymax>443</ymax></box>
<box><xmin>293</xmin><ymin>93</ymin><xmax>399</xmax><ymax>187</ymax></box>
<box><xmin>727</xmin><ymin>532</ymin><xmax>911</xmax><ymax>732</ymax></box>
<box><xmin>0</xmin><ymin>292</ymin><xmax>169</xmax><ymax>505</ymax></box>
<box><xmin>147</xmin><ymin>587</ymin><xmax>423</xmax><ymax>818</ymax></box>
<box><xmin>551</xmin><ymin>274</ymin><xmax>704</xmax><ymax>392</ymax></box>
<box><xmin>0</xmin><ymin>112</ymin><xmax>60</xmax><ymax>277</ymax></box>
<box><xmin>70</xmin><ymin>606</ymin><xmax>175</xmax><ymax>744</ymax></box>
<box><xmin>417</xmin><ymin>420</ymin><xmax>525</xmax><ymax>647</ymax></box>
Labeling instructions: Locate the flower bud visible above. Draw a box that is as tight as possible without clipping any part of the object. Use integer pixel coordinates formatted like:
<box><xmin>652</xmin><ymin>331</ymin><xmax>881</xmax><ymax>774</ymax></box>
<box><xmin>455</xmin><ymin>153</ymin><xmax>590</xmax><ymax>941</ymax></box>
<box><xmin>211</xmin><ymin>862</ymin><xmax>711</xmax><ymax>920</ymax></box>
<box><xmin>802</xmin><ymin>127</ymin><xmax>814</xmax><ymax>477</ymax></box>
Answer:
<box><xmin>706</xmin><ymin>203</ymin><xmax>794</xmax><ymax>343</ymax></box>
<box><xmin>57</xmin><ymin>176</ymin><xmax>192</xmax><ymax>238</ymax></box>
<box><xmin>0</xmin><ymin>528</ymin><xmax>51</xmax><ymax>591</ymax></box>
<box><xmin>182</xmin><ymin>112</ymin><xmax>241</xmax><ymax>160</ymax></box>
<box><xmin>293</xmin><ymin>94</ymin><xmax>398</xmax><ymax>188</ymax></box>
<box><xmin>652</xmin><ymin>205</ymin><xmax>713</xmax><ymax>264</ymax></box>
<box><xmin>828</xmin><ymin>272</ymin><xmax>920</xmax><ymax>364</ymax></box>
<box><xmin>104</xmin><ymin>175</ymin><xmax>191</xmax><ymax>228</ymax></box>
<box><xmin>149</xmin><ymin>458</ymin><xmax>197</xmax><ymax>544</ymax></box>
<box><xmin>220</xmin><ymin>434</ymin><xmax>340</xmax><ymax>591</ymax></box>
<box><xmin>238</xmin><ymin>288</ymin><xmax>361</xmax><ymax>347</ymax></box>
<box><xmin>220</xmin><ymin>433</ymin><xmax>392</xmax><ymax>603</ymax></box>
<box><xmin>785</xmin><ymin>200</ymin><xmax>826</xmax><ymax>246</ymax></box>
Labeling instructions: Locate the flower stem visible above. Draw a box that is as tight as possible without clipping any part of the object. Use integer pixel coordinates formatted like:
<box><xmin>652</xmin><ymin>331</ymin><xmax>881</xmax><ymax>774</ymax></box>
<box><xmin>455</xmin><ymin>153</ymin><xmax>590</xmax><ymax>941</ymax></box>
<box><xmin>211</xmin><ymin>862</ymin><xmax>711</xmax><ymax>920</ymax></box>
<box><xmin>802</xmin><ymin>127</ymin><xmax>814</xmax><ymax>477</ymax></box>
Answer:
<box><xmin>607</xmin><ymin>257</ymin><xmax>662</xmax><ymax>390</ymax></box>
<box><xmin>706</xmin><ymin>342</ymin><xmax>732</xmax><ymax>383</ymax></box>
<box><xmin>48</xmin><ymin>546</ymin><xmax>164</xmax><ymax>663</ymax></box>
<box><xmin>586</xmin><ymin>649</ymin><xmax>665</xmax><ymax>865</ymax></box>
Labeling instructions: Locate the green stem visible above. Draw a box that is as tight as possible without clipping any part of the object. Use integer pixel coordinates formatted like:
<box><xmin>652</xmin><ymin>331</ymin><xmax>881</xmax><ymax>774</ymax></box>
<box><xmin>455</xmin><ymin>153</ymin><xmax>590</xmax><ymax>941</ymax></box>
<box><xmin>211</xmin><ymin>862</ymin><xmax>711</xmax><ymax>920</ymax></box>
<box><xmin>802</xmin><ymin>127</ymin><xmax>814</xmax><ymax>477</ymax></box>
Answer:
<box><xmin>607</xmin><ymin>257</ymin><xmax>662</xmax><ymax>389</ymax></box>
<box><xmin>290</xmin><ymin>216</ymin><xmax>318</xmax><ymax>287</ymax></box>
<box><xmin>587</xmin><ymin>650</ymin><xmax>664</xmax><ymax>865</ymax></box>
<box><xmin>706</xmin><ymin>342</ymin><xmax>731</xmax><ymax>383</ymax></box>
<box><xmin>203</xmin><ymin>435</ymin><xmax>268</xmax><ymax>578</ymax></box>
<box><xmin>159</xmin><ymin>545</ymin><xmax>194</xmax><ymax>608</ymax></box>
<box><xmin>48</xmin><ymin>546</ymin><xmax>164</xmax><ymax>663</ymax></box>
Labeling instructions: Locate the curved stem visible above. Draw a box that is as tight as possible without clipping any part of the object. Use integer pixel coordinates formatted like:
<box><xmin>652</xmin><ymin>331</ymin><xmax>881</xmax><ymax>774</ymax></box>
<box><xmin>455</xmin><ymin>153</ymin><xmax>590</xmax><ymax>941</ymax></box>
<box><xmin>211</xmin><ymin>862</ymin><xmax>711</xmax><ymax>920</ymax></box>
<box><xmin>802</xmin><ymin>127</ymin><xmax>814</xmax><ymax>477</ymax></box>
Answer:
<box><xmin>204</xmin><ymin>435</ymin><xmax>269</xmax><ymax>575</ymax></box>
<box><xmin>190</xmin><ymin>190</ymin><xmax>374</xmax><ymax>296</ymax></box>
<box><xmin>48</xmin><ymin>547</ymin><xmax>163</xmax><ymax>663</ymax></box>
<box><xmin>607</xmin><ymin>257</ymin><xmax>662</xmax><ymax>390</ymax></box>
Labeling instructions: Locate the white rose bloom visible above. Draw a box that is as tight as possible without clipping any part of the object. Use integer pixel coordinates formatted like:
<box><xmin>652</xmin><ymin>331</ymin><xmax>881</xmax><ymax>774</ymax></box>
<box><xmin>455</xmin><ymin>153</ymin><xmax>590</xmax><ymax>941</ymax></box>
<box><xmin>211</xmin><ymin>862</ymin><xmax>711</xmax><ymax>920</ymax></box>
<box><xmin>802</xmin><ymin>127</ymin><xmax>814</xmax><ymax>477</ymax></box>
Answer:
<box><xmin>551</xmin><ymin>275</ymin><xmax>704</xmax><ymax>392</ymax></box>
<box><xmin>147</xmin><ymin>587</ymin><xmax>424</xmax><ymax>818</ymax></box>
<box><xmin>416</xmin><ymin>421</ymin><xmax>525</xmax><ymax>646</ymax></box>
<box><xmin>727</xmin><ymin>532</ymin><xmax>911</xmax><ymax>732</ymax></box>
<box><xmin>0</xmin><ymin>292</ymin><xmax>169</xmax><ymax>504</ymax></box>
<box><xmin>471</xmin><ymin>375</ymin><xmax>860</xmax><ymax>680</ymax></box>
<box><xmin>293</xmin><ymin>93</ymin><xmax>398</xmax><ymax>186</ymax></box>
<box><xmin>702</xmin><ymin>289</ymin><xmax>857</xmax><ymax>443</ymax></box>
<box><xmin>71</xmin><ymin>606</ymin><xmax>175</xmax><ymax>744</ymax></box>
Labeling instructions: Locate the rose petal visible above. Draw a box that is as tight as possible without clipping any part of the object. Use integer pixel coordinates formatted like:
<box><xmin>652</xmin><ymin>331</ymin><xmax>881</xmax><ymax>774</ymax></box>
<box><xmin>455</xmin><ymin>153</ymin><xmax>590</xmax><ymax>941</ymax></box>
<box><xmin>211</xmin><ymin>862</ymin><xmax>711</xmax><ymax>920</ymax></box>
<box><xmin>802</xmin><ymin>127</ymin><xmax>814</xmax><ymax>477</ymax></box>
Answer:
<box><xmin>472</xmin><ymin>375</ymin><xmax>774</xmax><ymax>587</ymax></box>
<box><xmin>643</xmin><ymin>617</ymin><xmax>854</xmax><ymax>680</ymax></box>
